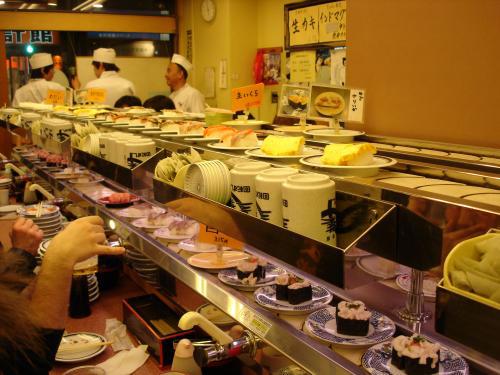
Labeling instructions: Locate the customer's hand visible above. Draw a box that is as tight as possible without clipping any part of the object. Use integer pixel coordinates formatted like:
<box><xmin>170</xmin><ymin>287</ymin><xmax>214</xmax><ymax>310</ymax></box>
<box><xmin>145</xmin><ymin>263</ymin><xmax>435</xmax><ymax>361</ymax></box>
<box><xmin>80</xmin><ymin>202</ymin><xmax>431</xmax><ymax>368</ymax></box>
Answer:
<box><xmin>9</xmin><ymin>217</ymin><xmax>44</xmax><ymax>255</ymax></box>
<box><xmin>44</xmin><ymin>216</ymin><xmax>124</xmax><ymax>268</ymax></box>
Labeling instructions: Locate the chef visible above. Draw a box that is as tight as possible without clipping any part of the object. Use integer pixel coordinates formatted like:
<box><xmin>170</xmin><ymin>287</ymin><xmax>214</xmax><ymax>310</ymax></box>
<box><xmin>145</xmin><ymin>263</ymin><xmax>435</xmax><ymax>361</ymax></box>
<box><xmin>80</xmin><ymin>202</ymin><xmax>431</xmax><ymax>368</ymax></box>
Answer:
<box><xmin>12</xmin><ymin>53</ymin><xmax>65</xmax><ymax>106</ymax></box>
<box><xmin>166</xmin><ymin>53</ymin><xmax>205</xmax><ymax>113</ymax></box>
<box><xmin>85</xmin><ymin>48</ymin><xmax>136</xmax><ymax>107</ymax></box>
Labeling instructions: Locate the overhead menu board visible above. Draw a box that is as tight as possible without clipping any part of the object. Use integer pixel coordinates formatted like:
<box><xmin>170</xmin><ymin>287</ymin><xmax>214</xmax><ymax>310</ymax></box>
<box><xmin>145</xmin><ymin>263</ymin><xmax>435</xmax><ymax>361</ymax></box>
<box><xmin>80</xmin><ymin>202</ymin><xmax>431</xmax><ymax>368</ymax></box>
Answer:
<box><xmin>286</xmin><ymin>0</ymin><xmax>346</xmax><ymax>49</ymax></box>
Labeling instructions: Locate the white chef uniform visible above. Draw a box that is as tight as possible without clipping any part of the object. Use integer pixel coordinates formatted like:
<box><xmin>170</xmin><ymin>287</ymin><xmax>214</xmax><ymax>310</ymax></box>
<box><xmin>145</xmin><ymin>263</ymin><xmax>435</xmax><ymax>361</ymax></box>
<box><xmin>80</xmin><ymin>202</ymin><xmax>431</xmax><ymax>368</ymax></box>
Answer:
<box><xmin>85</xmin><ymin>71</ymin><xmax>136</xmax><ymax>107</ymax></box>
<box><xmin>85</xmin><ymin>48</ymin><xmax>136</xmax><ymax>107</ymax></box>
<box><xmin>12</xmin><ymin>79</ymin><xmax>65</xmax><ymax>107</ymax></box>
<box><xmin>169</xmin><ymin>82</ymin><xmax>205</xmax><ymax>113</ymax></box>
<box><xmin>12</xmin><ymin>52</ymin><xmax>65</xmax><ymax>107</ymax></box>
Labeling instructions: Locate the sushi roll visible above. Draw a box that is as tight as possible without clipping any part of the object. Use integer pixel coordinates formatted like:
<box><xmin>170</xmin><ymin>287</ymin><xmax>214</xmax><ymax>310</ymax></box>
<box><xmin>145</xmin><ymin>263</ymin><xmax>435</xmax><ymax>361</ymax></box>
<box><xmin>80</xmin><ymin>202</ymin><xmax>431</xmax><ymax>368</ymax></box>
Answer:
<box><xmin>335</xmin><ymin>300</ymin><xmax>371</xmax><ymax>336</ymax></box>
<box><xmin>287</xmin><ymin>281</ymin><xmax>312</xmax><ymax>305</ymax></box>
<box><xmin>275</xmin><ymin>273</ymin><xmax>289</xmax><ymax>301</ymax></box>
<box><xmin>391</xmin><ymin>335</ymin><xmax>440</xmax><ymax>375</ymax></box>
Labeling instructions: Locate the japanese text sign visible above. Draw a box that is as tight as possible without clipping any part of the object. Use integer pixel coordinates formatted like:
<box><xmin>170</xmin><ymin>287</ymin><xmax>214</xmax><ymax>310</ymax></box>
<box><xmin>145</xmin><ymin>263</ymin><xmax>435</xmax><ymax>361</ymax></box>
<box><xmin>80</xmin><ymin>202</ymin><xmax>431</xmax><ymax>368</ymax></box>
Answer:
<box><xmin>290</xmin><ymin>51</ymin><xmax>316</xmax><ymax>83</ymax></box>
<box><xmin>289</xmin><ymin>6</ymin><xmax>319</xmax><ymax>46</ymax></box>
<box><xmin>86</xmin><ymin>88</ymin><xmax>107</xmax><ymax>103</ymax></box>
<box><xmin>44</xmin><ymin>89</ymin><xmax>65</xmax><ymax>105</ymax></box>
<box><xmin>197</xmin><ymin>224</ymin><xmax>244</xmax><ymax>250</ymax></box>
<box><xmin>318</xmin><ymin>1</ymin><xmax>347</xmax><ymax>42</ymax></box>
<box><xmin>347</xmin><ymin>89</ymin><xmax>365</xmax><ymax>123</ymax></box>
<box><xmin>231</xmin><ymin>83</ymin><xmax>264</xmax><ymax>112</ymax></box>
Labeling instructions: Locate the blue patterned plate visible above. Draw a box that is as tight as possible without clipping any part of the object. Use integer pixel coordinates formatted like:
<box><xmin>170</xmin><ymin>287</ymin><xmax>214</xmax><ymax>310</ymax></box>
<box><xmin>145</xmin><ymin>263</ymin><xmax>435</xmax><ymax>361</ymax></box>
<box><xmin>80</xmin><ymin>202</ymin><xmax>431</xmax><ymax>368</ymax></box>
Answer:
<box><xmin>218</xmin><ymin>264</ymin><xmax>282</xmax><ymax>291</ymax></box>
<box><xmin>361</xmin><ymin>342</ymin><xmax>469</xmax><ymax>374</ymax></box>
<box><xmin>305</xmin><ymin>307</ymin><xmax>396</xmax><ymax>347</ymax></box>
<box><xmin>254</xmin><ymin>285</ymin><xmax>332</xmax><ymax>315</ymax></box>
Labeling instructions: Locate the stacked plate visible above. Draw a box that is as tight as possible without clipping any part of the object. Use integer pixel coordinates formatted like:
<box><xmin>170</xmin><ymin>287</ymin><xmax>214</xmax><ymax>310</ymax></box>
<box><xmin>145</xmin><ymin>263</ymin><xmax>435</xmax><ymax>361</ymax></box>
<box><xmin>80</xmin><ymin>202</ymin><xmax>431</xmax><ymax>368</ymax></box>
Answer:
<box><xmin>80</xmin><ymin>134</ymin><xmax>101</xmax><ymax>156</ymax></box>
<box><xmin>125</xmin><ymin>247</ymin><xmax>160</xmax><ymax>288</ymax></box>
<box><xmin>87</xmin><ymin>274</ymin><xmax>100</xmax><ymax>302</ymax></box>
<box><xmin>184</xmin><ymin>160</ymin><xmax>231</xmax><ymax>204</ymax></box>
<box><xmin>0</xmin><ymin>177</ymin><xmax>11</xmax><ymax>190</ymax></box>
<box><xmin>19</xmin><ymin>204</ymin><xmax>62</xmax><ymax>239</ymax></box>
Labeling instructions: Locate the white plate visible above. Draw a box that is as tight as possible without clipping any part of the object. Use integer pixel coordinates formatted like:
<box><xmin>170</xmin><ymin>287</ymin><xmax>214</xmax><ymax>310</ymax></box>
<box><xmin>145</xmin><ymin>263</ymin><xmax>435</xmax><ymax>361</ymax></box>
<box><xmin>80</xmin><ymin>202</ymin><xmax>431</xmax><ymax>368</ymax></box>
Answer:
<box><xmin>55</xmin><ymin>332</ymin><xmax>107</xmax><ymax>363</ymax></box>
<box><xmin>208</xmin><ymin>142</ymin><xmax>259</xmax><ymax>151</ymax></box>
<box><xmin>245</xmin><ymin>147</ymin><xmax>322</xmax><ymax>159</ymax></box>
<box><xmin>153</xmin><ymin>222</ymin><xmax>199</xmax><ymax>242</ymax></box>
<box><xmin>116</xmin><ymin>205</ymin><xmax>166</xmax><ymax>219</ymax></box>
<box><xmin>0</xmin><ymin>204</ymin><xmax>22</xmax><ymax>214</ymax></box>
<box><xmin>222</xmin><ymin>120</ymin><xmax>268</xmax><ymax>129</ymax></box>
<box><xmin>303</xmin><ymin>129</ymin><xmax>365</xmax><ymax>143</ymax></box>
<box><xmin>396</xmin><ymin>273</ymin><xmax>438</xmax><ymax>300</ymax></box>
<box><xmin>361</xmin><ymin>342</ymin><xmax>469</xmax><ymax>375</ymax></box>
<box><xmin>300</xmin><ymin>155</ymin><xmax>397</xmax><ymax>177</ymax></box>
<box><xmin>160</xmin><ymin>133</ymin><xmax>204</xmax><ymax>139</ymax></box>
<box><xmin>178</xmin><ymin>239</ymin><xmax>230</xmax><ymax>253</ymax></box>
<box><xmin>196</xmin><ymin>303</ymin><xmax>236</xmax><ymax>326</ymax></box>
<box><xmin>218</xmin><ymin>264</ymin><xmax>282</xmax><ymax>291</ymax></box>
<box><xmin>69</xmin><ymin>177</ymin><xmax>104</xmax><ymax>185</ymax></box>
<box><xmin>184</xmin><ymin>137</ymin><xmax>220</xmax><ymax>144</ymax></box>
<box><xmin>356</xmin><ymin>256</ymin><xmax>402</xmax><ymax>279</ymax></box>
<box><xmin>377</xmin><ymin>177</ymin><xmax>463</xmax><ymax>189</ymax></box>
<box><xmin>187</xmin><ymin>251</ymin><xmax>248</xmax><ymax>270</ymax></box>
<box><xmin>254</xmin><ymin>285</ymin><xmax>333</xmax><ymax>315</ymax></box>
<box><xmin>305</xmin><ymin>307</ymin><xmax>396</xmax><ymax>347</ymax></box>
<box><xmin>417</xmin><ymin>185</ymin><xmax>499</xmax><ymax>198</ymax></box>
<box><xmin>344</xmin><ymin>247</ymin><xmax>371</xmax><ymax>259</ymax></box>
<box><xmin>132</xmin><ymin>216</ymin><xmax>175</xmax><ymax>231</ymax></box>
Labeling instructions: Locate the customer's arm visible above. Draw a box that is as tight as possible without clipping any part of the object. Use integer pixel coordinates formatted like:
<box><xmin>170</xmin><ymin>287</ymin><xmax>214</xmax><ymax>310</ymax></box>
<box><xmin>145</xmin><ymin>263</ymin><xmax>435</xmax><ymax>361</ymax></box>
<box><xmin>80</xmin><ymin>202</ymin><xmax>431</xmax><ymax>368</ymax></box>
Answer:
<box><xmin>29</xmin><ymin>216</ymin><xmax>124</xmax><ymax>329</ymax></box>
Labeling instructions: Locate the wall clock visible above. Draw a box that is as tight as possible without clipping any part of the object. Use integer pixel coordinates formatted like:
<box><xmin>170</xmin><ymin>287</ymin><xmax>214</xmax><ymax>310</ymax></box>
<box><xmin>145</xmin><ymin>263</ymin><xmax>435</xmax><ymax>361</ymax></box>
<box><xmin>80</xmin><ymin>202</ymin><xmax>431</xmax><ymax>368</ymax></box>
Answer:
<box><xmin>201</xmin><ymin>0</ymin><xmax>216</xmax><ymax>22</ymax></box>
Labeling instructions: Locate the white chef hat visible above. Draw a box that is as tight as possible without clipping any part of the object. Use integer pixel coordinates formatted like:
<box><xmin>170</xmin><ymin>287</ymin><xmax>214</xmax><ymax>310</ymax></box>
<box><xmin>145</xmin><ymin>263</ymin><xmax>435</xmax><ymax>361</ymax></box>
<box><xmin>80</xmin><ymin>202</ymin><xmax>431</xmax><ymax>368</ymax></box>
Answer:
<box><xmin>171</xmin><ymin>53</ymin><xmax>192</xmax><ymax>73</ymax></box>
<box><xmin>93</xmin><ymin>48</ymin><xmax>116</xmax><ymax>64</ymax></box>
<box><xmin>29</xmin><ymin>53</ymin><xmax>53</xmax><ymax>70</ymax></box>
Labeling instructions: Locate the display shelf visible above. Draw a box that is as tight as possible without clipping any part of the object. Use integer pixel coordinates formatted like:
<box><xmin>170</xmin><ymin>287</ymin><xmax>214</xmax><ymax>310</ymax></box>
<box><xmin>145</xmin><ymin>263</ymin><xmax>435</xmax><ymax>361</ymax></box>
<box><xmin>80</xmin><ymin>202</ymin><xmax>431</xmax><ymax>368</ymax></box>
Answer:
<box><xmin>15</xmin><ymin>147</ymin><xmax>500</xmax><ymax>374</ymax></box>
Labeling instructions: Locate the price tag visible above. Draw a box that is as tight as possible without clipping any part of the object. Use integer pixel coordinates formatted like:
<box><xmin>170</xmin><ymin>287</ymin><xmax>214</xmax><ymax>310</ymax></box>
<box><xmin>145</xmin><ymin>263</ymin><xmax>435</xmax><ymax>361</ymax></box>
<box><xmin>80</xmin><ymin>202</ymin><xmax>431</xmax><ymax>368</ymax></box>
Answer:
<box><xmin>231</xmin><ymin>83</ymin><xmax>264</xmax><ymax>112</ymax></box>
<box><xmin>87</xmin><ymin>88</ymin><xmax>107</xmax><ymax>103</ymax></box>
<box><xmin>197</xmin><ymin>224</ymin><xmax>244</xmax><ymax>250</ymax></box>
<box><xmin>347</xmin><ymin>89</ymin><xmax>365</xmax><ymax>123</ymax></box>
<box><xmin>44</xmin><ymin>89</ymin><xmax>65</xmax><ymax>105</ymax></box>
<box><xmin>239</xmin><ymin>309</ymin><xmax>272</xmax><ymax>338</ymax></box>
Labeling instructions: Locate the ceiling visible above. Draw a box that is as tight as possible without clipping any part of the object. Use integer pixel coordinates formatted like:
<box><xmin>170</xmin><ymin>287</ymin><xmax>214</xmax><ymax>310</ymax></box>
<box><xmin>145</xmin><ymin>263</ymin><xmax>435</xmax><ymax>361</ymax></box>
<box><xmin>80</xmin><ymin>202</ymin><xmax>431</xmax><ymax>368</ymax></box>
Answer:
<box><xmin>0</xmin><ymin>0</ymin><xmax>174</xmax><ymax>14</ymax></box>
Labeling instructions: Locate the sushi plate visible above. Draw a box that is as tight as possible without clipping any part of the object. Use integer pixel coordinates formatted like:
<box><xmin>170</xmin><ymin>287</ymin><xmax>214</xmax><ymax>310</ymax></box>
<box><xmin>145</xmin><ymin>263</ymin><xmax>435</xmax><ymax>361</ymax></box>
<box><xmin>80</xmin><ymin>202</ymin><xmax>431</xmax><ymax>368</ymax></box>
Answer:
<box><xmin>300</xmin><ymin>155</ymin><xmax>397</xmax><ymax>177</ymax></box>
<box><xmin>55</xmin><ymin>332</ymin><xmax>107</xmax><ymax>363</ymax></box>
<box><xmin>218</xmin><ymin>264</ymin><xmax>283</xmax><ymax>291</ymax></box>
<box><xmin>187</xmin><ymin>251</ymin><xmax>248</xmax><ymax>272</ymax></box>
<box><xmin>396</xmin><ymin>273</ymin><xmax>438</xmax><ymax>300</ymax></box>
<box><xmin>254</xmin><ymin>285</ymin><xmax>333</xmax><ymax>315</ymax></box>
<box><xmin>361</xmin><ymin>342</ymin><xmax>469</xmax><ymax>375</ymax></box>
<box><xmin>245</xmin><ymin>147</ymin><xmax>322</xmax><ymax>160</ymax></box>
<box><xmin>208</xmin><ymin>142</ymin><xmax>259</xmax><ymax>151</ymax></box>
<box><xmin>304</xmin><ymin>307</ymin><xmax>396</xmax><ymax>348</ymax></box>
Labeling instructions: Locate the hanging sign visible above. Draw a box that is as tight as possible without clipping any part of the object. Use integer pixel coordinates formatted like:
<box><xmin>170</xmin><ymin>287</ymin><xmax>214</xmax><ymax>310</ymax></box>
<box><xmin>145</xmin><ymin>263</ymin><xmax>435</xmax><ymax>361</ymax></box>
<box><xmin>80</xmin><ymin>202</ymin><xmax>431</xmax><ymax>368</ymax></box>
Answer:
<box><xmin>197</xmin><ymin>224</ymin><xmax>244</xmax><ymax>250</ymax></box>
<box><xmin>347</xmin><ymin>89</ymin><xmax>365</xmax><ymax>123</ymax></box>
<box><xmin>318</xmin><ymin>1</ymin><xmax>347</xmax><ymax>42</ymax></box>
<box><xmin>86</xmin><ymin>88</ymin><xmax>107</xmax><ymax>103</ymax></box>
<box><xmin>288</xmin><ymin>6</ymin><xmax>319</xmax><ymax>46</ymax></box>
<box><xmin>44</xmin><ymin>89</ymin><xmax>65</xmax><ymax>105</ymax></box>
<box><xmin>231</xmin><ymin>83</ymin><xmax>264</xmax><ymax>112</ymax></box>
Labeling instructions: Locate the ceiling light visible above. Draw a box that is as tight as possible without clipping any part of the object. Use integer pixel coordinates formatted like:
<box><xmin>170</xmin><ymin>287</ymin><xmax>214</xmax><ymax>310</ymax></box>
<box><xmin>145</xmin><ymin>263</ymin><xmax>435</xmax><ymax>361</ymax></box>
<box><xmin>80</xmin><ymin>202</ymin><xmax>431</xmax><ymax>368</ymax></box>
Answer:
<box><xmin>0</xmin><ymin>1</ymin><xmax>5</xmax><ymax>5</ymax></box>
<box><xmin>48</xmin><ymin>2</ymin><xmax>57</xmax><ymax>6</ymax></box>
<box><xmin>93</xmin><ymin>3</ymin><xmax>103</xmax><ymax>8</ymax></box>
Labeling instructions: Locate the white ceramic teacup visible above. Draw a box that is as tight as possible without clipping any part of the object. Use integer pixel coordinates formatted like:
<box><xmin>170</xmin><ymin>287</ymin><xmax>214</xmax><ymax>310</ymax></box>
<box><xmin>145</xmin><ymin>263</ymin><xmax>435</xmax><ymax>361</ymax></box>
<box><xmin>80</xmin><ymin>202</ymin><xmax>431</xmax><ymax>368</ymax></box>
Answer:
<box><xmin>124</xmin><ymin>141</ymin><xmax>156</xmax><ymax>169</ymax></box>
<box><xmin>229</xmin><ymin>161</ymin><xmax>270</xmax><ymax>216</ymax></box>
<box><xmin>282</xmin><ymin>173</ymin><xmax>336</xmax><ymax>245</ymax></box>
<box><xmin>255</xmin><ymin>167</ymin><xmax>298</xmax><ymax>225</ymax></box>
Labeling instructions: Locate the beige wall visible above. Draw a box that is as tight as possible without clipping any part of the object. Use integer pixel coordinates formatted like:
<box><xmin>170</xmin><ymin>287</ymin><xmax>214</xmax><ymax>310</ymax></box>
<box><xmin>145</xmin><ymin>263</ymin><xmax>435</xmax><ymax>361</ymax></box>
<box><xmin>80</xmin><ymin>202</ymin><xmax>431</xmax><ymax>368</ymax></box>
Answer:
<box><xmin>347</xmin><ymin>0</ymin><xmax>500</xmax><ymax>148</ymax></box>
<box><xmin>76</xmin><ymin>57</ymin><xmax>170</xmax><ymax>103</ymax></box>
<box><xmin>181</xmin><ymin>0</ymin><xmax>500</xmax><ymax>148</ymax></box>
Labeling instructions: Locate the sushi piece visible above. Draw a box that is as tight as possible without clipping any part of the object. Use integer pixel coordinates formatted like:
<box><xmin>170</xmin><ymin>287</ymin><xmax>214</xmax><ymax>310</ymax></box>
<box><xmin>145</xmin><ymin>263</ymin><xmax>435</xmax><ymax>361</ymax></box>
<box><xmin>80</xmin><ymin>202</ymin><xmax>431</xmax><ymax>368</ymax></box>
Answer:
<box><xmin>335</xmin><ymin>300</ymin><xmax>371</xmax><ymax>336</ymax></box>
<box><xmin>287</xmin><ymin>281</ymin><xmax>312</xmax><ymax>305</ymax></box>
<box><xmin>275</xmin><ymin>273</ymin><xmax>290</xmax><ymax>301</ymax></box>
<box><xmin>391</xmin><ymin>335</ymin><xmax>440</xmax><ymax>375</ymax></box>
<box><xmin>236</xmin><ymin>257</ymin><xmax>266</xmax><ymax>281</ymax></box>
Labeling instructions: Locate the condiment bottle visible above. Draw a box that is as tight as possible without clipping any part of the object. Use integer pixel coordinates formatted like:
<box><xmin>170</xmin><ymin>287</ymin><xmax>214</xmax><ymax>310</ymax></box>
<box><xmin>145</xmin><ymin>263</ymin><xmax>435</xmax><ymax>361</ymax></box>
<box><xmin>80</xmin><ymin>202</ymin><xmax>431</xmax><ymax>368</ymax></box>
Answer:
<box><xmin>171</xmin><ymin>338</ymin><xmax>202</xmax><ymax>375</ymax></box>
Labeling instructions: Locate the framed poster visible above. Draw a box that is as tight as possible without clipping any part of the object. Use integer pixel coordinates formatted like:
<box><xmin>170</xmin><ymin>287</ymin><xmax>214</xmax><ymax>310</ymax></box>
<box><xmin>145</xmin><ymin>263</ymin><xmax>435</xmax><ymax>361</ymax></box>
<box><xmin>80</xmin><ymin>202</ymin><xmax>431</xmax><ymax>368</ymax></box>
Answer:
<box><xmin>277</xmin><ymin>84</ymin><xmax>311</xmax><ymax>118</ymax></box>
<box><xmin>308</xmin><ymin>83</ymin><xmax>365</xmax><ymax>123</ymax></box>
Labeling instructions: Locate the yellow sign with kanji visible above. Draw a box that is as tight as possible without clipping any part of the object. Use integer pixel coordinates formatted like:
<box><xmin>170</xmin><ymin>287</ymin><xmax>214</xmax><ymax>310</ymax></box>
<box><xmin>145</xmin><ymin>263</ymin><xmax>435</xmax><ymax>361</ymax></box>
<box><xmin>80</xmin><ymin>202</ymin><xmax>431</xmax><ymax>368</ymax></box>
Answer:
<box><xmin>231</xmin><ymin>83</ymin><xmax>264</xmax><ymax>112</ymax></box>
<box><xmin>318</xmin><ymin>1</ymin><xmax>347</xmax><ymax>42</ymax></box>
<box><xmin>197</xmin><ymin>224</ymin><xmax>244</xmax><ymax>250</ymax></box>
<box><xmin>87</xmin><ymin>88</ymin><xmax>107</xmax><ymax>103</ymax></box>
<box><xmin>44</xmin><ymin>89</ymin><xmax>65</xmax><ymax>105</ymax></box>
<box><xmin>289</xmin><ymin>6</ymin><xmax>319</xmax><ymax>46</ymax></box>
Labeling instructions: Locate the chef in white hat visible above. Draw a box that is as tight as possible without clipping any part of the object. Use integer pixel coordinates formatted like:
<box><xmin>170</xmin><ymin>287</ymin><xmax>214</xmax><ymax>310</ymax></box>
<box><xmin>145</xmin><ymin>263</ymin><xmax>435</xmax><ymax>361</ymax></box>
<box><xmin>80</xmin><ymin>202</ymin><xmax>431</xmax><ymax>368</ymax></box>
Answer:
<box><xmin>166</xmin><ymin>53</ymin><xmax>205</xmax><ymax>113</ymax></box>
<box><xmin>84</xmin><ymin>48</ymin><xmax>136</xmax><ymax>107</ymax></box>
<box><xmin>12</xmin><ymin>53</ymin><xmax>66</xmax><ymax>107</ymax></box>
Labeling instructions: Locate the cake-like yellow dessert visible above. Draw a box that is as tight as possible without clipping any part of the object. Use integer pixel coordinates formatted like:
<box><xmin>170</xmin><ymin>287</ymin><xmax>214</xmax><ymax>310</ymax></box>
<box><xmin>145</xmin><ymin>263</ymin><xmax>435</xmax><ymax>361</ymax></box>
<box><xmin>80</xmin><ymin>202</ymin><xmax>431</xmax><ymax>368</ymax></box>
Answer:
<box><xmin>321</xmin><ymin>143</ymin><xmax>377</xmax><ymax>166</ymax></box>
<box><xmin>260</xmin><ymin>135</ymin><xmax>305</xmax><ymax>156</ymax></box>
